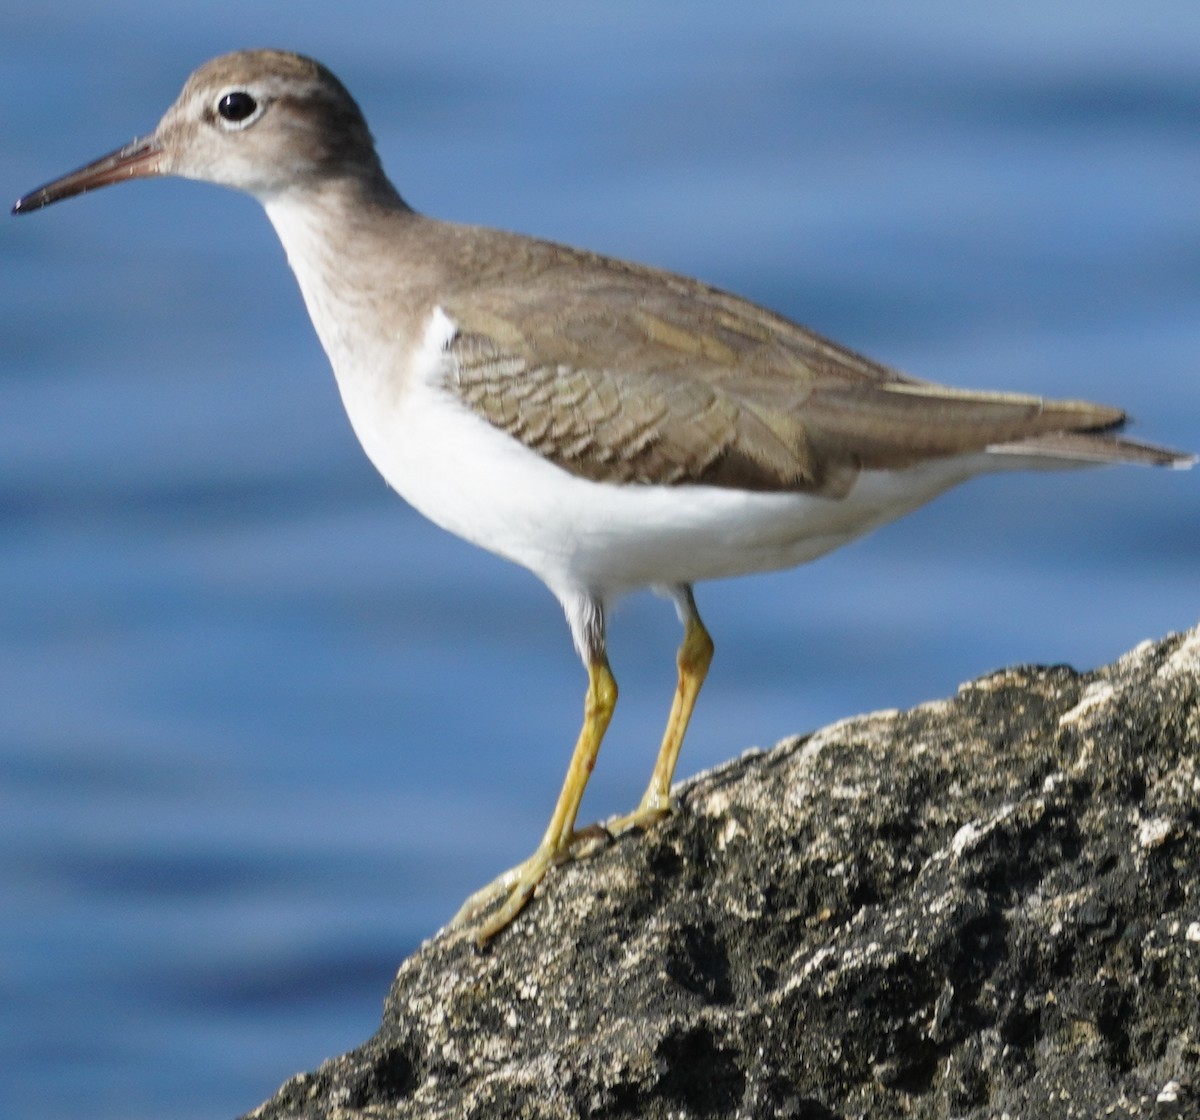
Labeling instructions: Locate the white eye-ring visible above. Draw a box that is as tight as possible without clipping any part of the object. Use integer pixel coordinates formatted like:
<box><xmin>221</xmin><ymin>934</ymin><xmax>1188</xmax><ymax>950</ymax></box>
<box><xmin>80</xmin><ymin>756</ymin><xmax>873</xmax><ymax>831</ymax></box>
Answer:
<box><xmin>214</xmin><ymin>89</ymin><xmax>263</xmax><ymax>130</ymax></box>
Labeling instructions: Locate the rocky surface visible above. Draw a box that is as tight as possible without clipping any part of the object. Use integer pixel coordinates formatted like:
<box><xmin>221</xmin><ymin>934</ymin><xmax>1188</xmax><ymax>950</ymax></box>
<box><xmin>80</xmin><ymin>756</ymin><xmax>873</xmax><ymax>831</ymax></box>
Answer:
<box><xmin>245</xmin><ymin>627</ymin><xmax>1200</xmax><ymax>1119</ymax></box>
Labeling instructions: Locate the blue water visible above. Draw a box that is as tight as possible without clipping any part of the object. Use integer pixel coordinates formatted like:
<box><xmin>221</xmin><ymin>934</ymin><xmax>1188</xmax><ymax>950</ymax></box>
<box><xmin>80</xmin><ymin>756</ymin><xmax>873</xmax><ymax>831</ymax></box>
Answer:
<box><xmin>3</xmin><ymin>4</ymin><xmax>1197</xmax><ymax>1117</ymax></box>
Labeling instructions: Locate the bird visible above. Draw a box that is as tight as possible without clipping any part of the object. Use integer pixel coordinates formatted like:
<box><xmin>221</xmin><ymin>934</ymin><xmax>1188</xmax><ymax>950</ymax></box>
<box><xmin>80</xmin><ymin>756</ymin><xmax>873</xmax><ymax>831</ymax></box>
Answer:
<box><xmin>13</xmin><ymin>49</ymin><xmax>1192</xmax><ymax>945</ymax></box>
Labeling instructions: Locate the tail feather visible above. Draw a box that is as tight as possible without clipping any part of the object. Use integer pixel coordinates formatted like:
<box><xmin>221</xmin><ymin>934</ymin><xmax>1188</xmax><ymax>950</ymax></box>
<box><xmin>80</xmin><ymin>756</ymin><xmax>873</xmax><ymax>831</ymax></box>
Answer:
<box><xmin>988</xmin><ymin>427</ymin><xmax>1195</xmax><ymax>468</ymax></box>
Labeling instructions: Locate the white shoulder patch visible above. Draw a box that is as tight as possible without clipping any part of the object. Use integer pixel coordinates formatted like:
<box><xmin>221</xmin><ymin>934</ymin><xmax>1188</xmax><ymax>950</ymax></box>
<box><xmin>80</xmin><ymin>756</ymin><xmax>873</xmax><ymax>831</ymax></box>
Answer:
<box><xmin>424</xmin><ymin>305</ymin><xmax>459</xmax><ymax>353</ymax></box>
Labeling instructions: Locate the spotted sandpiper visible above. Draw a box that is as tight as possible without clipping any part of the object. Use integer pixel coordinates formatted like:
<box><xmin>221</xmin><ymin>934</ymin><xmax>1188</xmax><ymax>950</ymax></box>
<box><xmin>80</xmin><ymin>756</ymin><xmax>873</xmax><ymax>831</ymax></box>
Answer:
<box><xmin>14</xmin><ymin>50</ymin><xmax>1193</xmax><ymax>944</ymax></box>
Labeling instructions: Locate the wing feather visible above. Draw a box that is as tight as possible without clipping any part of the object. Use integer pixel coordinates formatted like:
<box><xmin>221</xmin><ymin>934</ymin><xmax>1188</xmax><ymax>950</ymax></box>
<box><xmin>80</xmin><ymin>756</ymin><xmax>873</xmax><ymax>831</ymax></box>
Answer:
<box><xmin>431</xmin><ymin>231</ymin><xmax>1184</xmax><ymax>488</ymax></box>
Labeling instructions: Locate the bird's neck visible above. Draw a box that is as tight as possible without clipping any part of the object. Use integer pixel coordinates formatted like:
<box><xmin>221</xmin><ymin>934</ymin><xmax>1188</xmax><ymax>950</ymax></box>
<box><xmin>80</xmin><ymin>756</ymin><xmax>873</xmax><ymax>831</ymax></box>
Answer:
<box><xmin>262</xmin><ymin>174</ymin><xmax>425</xmax><ymax>368</ymax></box>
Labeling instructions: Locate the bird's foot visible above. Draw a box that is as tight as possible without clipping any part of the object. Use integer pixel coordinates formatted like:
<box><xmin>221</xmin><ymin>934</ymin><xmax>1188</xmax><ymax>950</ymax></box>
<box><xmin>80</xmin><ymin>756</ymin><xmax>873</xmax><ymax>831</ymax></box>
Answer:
<box><xmin>452</xmin><ymin>793</ymin><xmax>676</xmax><ymax>947</ymax></box>
<box><xmin>604</xmin><ymin>791</ymin><xmax>675</xmax><ymax>837</ymax></box>
<box><xmin>451</xmin><ymin>825</ymin><xmax>614</xmax><ymax>946</ymax></box>
<box><xmin>451</xmin><ymin>847</ymin><xmax>555</xmax><ymax>946</ymax></box>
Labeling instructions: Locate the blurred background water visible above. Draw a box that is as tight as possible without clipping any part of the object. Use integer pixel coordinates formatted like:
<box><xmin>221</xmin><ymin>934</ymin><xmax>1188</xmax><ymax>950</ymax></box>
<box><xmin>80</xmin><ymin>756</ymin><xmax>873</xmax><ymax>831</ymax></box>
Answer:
<box><xmin>2</xmin><ymin>2</ymin><xmax>1197</xmax><ymax>1117</ymax></box>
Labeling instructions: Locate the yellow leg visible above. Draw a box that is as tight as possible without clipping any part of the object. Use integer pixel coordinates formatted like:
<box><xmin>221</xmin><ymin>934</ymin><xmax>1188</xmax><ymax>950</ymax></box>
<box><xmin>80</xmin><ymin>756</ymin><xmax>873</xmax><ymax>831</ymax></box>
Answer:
<box><xmin>609</xmin><ymin>609</ymin><xmax>714</xmax><ymax>834</ymax></box>
<box><xmin>452</xmin><ymin>657</ymin><xmax>617</xmax><ymax>945</ymax></box>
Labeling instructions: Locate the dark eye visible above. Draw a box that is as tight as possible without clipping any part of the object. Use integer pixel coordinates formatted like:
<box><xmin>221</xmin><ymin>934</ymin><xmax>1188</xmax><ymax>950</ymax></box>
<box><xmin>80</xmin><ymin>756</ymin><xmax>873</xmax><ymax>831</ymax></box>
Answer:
<box><xmin>217</xmin><ymin>91</ymin><xmax>258</xmax><ymax>122</ymax></box>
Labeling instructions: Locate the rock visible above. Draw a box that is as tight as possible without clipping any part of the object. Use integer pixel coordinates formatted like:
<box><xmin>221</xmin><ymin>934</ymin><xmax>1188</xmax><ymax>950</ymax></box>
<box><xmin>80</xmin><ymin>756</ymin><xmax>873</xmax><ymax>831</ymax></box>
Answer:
<box><xmin>244</xmin><ymin>628</ymin><xmax>1200</xmax><ymax>1119</ymax></box>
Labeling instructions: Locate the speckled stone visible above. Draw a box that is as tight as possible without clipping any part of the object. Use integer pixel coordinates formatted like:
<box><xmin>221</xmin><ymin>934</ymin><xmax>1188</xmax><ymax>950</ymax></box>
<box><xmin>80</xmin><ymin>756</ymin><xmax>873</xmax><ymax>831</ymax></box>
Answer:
<box><xmin>245</xmin><ymin>627</ymin><xmax>1200</xmax><ymax>1120</ymax></box>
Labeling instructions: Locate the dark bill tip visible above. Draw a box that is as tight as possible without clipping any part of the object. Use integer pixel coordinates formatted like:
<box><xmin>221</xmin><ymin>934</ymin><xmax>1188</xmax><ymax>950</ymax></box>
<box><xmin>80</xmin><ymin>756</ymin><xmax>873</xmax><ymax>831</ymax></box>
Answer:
<box><xmin>12</xmin><ymin>134</ymin><xmax>163</xmax><ymax>215</ymax></box>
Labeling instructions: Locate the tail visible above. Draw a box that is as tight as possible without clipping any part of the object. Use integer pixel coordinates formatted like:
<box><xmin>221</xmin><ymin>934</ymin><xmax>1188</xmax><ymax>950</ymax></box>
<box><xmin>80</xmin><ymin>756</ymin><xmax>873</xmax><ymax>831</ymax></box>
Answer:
<box><xmin>987</xmin><ymin>422</ymin><xmax>1194</xmax><ymax>469</ymax></box>
<box><xmin>804</xmin><ymin>383</ymin><xmax>1194</xmax><ymax>472</ymax></box>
